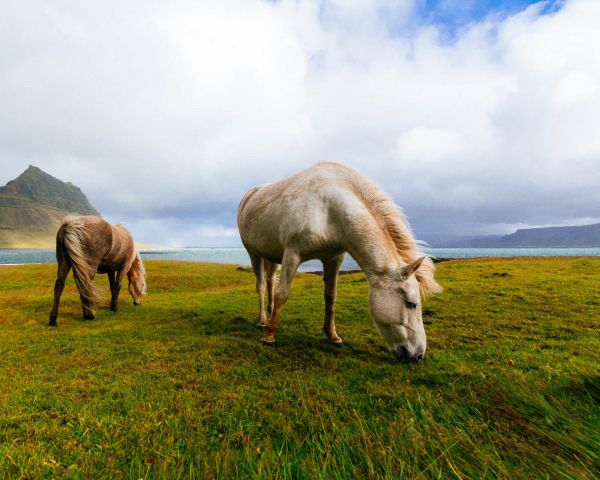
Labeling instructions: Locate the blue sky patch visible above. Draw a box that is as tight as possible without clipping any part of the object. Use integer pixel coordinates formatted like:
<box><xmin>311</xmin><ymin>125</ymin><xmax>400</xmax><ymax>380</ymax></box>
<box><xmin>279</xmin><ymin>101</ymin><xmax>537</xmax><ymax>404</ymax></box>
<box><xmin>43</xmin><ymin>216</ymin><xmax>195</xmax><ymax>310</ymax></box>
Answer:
<box><xmin>410</xmin><ymin>0</ymin><xmax>564</xmax><ymax>38</ymax></box>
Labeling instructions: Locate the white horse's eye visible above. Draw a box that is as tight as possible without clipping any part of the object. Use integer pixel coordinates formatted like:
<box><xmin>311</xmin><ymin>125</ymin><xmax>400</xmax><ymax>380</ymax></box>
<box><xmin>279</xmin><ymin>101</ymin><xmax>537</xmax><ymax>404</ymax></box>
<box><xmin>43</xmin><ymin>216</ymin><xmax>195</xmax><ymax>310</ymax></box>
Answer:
<box><xmin>405</xmin><ymin>301</ymin><xmax>418</xmax><ymax>309</ymax></box>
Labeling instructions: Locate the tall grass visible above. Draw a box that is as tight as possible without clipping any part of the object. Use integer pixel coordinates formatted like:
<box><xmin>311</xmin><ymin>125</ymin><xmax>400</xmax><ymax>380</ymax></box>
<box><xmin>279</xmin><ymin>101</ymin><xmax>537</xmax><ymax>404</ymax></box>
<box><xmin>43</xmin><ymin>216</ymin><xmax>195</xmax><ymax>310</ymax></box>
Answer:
<box><xmin>0</xmin><ymin>258</ymin><xmax>598</xmax><ymax>478</ymax></box>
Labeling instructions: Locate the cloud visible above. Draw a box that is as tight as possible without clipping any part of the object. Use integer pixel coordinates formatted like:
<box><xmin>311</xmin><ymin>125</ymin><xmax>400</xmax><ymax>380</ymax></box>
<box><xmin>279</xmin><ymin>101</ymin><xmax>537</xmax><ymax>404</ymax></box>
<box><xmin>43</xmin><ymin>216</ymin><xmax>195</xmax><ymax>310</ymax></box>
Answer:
<box><xmin>396</xmin><ymin>127</ymin><xmax>466</xmax><ymax>163</ymax></box>
<box><xmin>553</xmin><ymin>70</ymin><xmax>598</xmax><ymax>108</ymax></box>
<box><xmin>119</xmin><ymin>217</ymin><xmax>239</xmax><ymax>248</ymax></box>
<box><xmin>1</xmin><ymin>0</ymin><xmax>599</xmax><ymax>245</ymax></box>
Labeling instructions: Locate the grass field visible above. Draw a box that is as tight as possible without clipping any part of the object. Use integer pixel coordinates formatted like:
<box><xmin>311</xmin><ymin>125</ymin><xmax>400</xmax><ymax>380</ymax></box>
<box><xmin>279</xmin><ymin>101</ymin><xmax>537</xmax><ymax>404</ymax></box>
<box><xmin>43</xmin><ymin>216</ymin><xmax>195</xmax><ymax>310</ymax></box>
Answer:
<box><xmin>0</xmin><ymin>258</ymin><xmax>599</xmax><ymax>479</ymax></box>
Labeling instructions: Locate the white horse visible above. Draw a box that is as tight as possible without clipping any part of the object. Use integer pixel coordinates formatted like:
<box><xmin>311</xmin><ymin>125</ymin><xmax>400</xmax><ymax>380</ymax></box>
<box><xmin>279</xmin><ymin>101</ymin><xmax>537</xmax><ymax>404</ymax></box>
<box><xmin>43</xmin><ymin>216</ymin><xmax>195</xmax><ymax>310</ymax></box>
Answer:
<box><xmin>237</xmin><ymin>162</ymin><xmax>442</xmax><ymax>362</ymax></box>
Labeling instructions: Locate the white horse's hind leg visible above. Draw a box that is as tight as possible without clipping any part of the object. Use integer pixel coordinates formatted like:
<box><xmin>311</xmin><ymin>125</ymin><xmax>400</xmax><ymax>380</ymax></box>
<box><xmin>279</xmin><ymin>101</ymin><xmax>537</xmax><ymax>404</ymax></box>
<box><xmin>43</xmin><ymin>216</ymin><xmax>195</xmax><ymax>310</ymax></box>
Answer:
<box><xmin>261</xmin><ymin>250</ymin><xmax>300</xmax><ymax>345</ymax></box>
<box><xmin>248</xmin><ymin>253</ymin><xmax>268</xmax><ymax>328</ymax></box>
<box><xmin>323</xmin><ymin>254</ymin><xmax>345</xmax><ymax>345</ymax></box>
<box><xmin>265</xmin><ymin>260</ymin><xmax>278</xmax><ymax>315</ymax></box>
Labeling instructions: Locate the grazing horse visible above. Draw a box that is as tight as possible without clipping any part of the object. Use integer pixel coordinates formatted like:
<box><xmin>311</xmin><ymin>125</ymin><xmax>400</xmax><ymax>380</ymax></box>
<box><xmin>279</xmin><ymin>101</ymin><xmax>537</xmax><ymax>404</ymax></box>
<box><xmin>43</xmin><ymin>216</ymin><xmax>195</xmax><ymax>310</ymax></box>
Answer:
<box><xmin>48</xmin><ymin>215</ymin><xmax>146</xmax><ymax>326</ymax></box>
<box><xmin>237</xmin><ymin>161</ymin><xmax>442</xmax><ymax>362</ymax></box>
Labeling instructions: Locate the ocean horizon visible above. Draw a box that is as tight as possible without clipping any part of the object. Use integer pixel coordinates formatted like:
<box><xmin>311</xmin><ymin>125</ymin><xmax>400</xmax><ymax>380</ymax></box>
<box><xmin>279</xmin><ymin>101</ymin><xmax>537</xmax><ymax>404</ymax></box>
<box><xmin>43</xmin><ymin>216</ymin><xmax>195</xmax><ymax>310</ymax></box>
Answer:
<box><xmin>2</xmin><ymin>247</ymin><xmax>600</xmax><ymax>272</ymax></box>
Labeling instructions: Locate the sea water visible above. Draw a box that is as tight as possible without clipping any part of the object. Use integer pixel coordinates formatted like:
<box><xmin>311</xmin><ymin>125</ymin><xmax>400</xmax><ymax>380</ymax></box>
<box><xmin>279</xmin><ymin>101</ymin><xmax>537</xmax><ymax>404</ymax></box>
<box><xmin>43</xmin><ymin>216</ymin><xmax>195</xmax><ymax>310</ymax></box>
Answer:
<box><xmin>1</xmin><ymin>247</ymin><xmax>600</xmax><ymax>272</ymax></box>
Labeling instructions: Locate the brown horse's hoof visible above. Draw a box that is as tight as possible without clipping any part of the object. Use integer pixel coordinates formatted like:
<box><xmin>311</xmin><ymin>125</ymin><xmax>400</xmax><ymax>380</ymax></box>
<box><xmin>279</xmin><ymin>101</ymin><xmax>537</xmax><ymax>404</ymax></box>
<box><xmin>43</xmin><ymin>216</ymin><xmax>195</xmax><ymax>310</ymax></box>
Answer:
<box><xmin>83</xmin><ymin>314</ymin><xmax>96</xmax><ymax>321</ymax></box>
<box><xmin>110</xmin><ymin>306</ymin><xmax>118</xmax><ymax>312</ymax></box>
<box><xmin>331</xmin><ymin>340</ymin><xmax>344</xmax><ymax>348</ymax></box>
<box><xmin>48</xmin><ymin>320</ymin><xmax>57</xmax><ymax>327</ymax></box>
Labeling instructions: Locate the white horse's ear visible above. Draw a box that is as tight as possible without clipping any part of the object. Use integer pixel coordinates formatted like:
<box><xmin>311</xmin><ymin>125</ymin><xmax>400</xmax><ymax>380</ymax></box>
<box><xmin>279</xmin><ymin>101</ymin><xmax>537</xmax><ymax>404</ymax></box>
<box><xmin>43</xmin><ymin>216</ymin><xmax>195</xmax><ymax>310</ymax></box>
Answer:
<box><xmin>400</xmin><ymin>257</ymin><xmax>425</xmax><ymax>280</ymax></box>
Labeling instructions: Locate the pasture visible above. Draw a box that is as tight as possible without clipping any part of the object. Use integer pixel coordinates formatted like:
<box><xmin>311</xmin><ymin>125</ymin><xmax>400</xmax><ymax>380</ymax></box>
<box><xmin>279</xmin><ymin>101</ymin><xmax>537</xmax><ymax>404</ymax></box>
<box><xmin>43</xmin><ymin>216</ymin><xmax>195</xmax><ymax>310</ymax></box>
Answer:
<box><xmin>0</xmin><ymin>258</ymin><xmax>598</xmax><ymax>479</ymax></box>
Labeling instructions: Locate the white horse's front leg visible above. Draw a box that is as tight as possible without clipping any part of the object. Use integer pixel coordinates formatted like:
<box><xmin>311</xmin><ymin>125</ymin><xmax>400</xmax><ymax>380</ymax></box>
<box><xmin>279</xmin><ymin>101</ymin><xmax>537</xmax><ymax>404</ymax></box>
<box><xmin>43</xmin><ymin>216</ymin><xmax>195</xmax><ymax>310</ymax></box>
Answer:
<box><xmin>261</xmin><ymin>250</ymin><xmax>300</xmax><ymax>345</ymax></box>
<box><xmin>323</xmin><ymin>254</ymin><xmax>345</xmax><ymax>345</ymax></box>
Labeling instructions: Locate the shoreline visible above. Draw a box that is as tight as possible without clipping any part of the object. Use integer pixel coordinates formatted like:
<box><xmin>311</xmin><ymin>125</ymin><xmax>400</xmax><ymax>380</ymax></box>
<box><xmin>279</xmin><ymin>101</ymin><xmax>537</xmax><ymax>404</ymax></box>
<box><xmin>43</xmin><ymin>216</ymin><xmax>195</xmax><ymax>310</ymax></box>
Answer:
<box><xmin>3</xmin><ymin>255</ymin><xmax>600</xmax><ymax>269</ymax></box>
<box><xmin>0</xmin><ymin>263</ymin><xmax>45</xmax><ymax>266</ymax></box>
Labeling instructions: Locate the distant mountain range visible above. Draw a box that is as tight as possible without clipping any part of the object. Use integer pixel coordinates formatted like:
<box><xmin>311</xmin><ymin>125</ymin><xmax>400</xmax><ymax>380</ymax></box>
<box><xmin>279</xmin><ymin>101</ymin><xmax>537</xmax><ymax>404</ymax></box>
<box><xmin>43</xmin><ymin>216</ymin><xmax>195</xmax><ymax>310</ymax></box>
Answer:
<box><xmin>0</xmin><ymin>166</ymin><xmax>99</xmax><ymax>248</ymax></box>
<box><xmin>428</xmin><ymin>223</ymin><xmax>600</xmax><ymax>248</ymax></box>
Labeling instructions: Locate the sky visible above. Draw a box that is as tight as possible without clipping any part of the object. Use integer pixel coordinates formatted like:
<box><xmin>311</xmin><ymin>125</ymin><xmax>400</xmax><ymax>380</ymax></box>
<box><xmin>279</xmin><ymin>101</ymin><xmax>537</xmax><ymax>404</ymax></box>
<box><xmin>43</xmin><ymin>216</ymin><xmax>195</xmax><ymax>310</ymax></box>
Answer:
<box><xmin>1</xmin><ymin>0</ymin><xmax>599</xmax><ymax>246</ymax></box>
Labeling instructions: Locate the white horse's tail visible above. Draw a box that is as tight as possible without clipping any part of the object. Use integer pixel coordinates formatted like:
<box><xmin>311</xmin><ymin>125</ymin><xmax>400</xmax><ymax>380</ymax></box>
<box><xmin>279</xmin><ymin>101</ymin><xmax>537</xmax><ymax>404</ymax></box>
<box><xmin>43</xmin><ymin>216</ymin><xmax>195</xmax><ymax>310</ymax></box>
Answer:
<box><xmin>60</xmin><ymin>216</ymin><xmax>101</xmax><ymax>306</ymax></box>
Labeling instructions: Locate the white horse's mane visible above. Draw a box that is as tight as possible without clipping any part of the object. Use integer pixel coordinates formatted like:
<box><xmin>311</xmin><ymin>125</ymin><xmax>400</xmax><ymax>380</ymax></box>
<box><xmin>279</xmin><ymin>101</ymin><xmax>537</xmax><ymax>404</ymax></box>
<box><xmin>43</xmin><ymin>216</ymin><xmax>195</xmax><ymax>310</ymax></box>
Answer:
<box><xmin>318</xmin><ymin>161</ymin><xmax>442</xmax><ymax>297</ymax></box>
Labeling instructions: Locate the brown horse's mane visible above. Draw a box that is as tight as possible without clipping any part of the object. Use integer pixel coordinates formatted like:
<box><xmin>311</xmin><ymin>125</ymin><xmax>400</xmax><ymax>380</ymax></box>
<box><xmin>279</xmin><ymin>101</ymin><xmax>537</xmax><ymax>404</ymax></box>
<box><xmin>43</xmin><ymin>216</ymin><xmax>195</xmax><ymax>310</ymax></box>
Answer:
<box><xmin>115</xmin><ymin>223</ymin><xmax>146</xmax><ymax>294</ymax></box>
<box><xmin>133</xmin><ymin>252</ymin><xmax>147</xmax><ymax>294</ymax></box>
<box><xmin>318</xmin><ymin>161</ymin><xmax>442</xmax><ymax>297</ymax></box>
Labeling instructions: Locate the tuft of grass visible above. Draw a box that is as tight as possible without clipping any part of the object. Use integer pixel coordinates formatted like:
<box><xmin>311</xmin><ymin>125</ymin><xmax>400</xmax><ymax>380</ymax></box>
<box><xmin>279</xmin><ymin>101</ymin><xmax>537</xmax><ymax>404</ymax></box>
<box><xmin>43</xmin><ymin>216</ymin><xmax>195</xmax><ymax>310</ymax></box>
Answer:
<box><xmin>0</xmin><ymin>258</ymin><xmax>599</xmax><ymax>479</ymax></box>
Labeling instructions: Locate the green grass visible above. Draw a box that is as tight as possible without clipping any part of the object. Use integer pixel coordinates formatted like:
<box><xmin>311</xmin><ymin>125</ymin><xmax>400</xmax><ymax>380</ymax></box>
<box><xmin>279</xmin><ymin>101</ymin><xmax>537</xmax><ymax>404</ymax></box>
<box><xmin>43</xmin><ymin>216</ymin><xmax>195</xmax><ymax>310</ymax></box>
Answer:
<box><xmin>0</xmin><ymin>258</ymin><xmax>599</xmax><ymax>479</ymax></box>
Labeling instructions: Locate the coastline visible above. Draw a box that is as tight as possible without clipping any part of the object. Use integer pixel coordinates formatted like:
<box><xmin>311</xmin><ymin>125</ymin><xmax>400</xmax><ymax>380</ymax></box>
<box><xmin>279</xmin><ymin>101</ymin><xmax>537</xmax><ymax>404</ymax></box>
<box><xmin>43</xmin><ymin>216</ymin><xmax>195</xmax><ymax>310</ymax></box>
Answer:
<box><xmin>3</xmin><ymin>246</ymin><xmax>600</xmax><ymax>270</ymax></box>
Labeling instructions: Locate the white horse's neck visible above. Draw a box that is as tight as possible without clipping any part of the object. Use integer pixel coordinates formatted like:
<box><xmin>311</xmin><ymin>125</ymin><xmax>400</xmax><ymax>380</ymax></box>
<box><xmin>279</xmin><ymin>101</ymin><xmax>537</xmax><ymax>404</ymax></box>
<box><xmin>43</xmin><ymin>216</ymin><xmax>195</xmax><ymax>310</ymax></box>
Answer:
<box><xmin>341</xmin><ymin>213</ymin><xmax>402</xmax><ymax>281</ymax></box>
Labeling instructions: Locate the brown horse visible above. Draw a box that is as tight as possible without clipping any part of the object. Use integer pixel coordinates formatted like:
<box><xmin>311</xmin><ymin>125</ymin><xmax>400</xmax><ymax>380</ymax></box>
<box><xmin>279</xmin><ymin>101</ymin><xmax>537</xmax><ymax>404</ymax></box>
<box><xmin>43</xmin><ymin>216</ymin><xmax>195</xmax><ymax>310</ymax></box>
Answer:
<box><xmin>48</xmin><ymin>215</ymin><xmax>146</xmax><ymax>326</ymax></box>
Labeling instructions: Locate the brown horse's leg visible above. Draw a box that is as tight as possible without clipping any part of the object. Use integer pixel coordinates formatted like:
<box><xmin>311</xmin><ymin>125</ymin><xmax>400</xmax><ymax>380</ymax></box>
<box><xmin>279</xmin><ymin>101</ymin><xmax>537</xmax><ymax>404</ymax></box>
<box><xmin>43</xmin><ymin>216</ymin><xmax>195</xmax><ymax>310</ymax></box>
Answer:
<box><xmin>265</xmin><ymin>260</ymin><xmax>278</xmax><ymax>315</ymax></box>
<box><xmin>261</xmin><ymin>250</ymin><xmax>300</xmax><ymax>345</ymax></box>
<box><xmin>48</xmin><ymin>259</ymin><xmax>71</xmax><ymax>326</ymax></box>
<box><xmin>322</xmin><ymin>255</ymin><xmax>345</xmax><ymax>345</ymax></box>
<box><xmin>249</xmin><ymin>253</ymin><xmax>267</xmax><ymax>328</ymax></box>
<box><xmin>108</xmin><ymin>271</ymin><xmax>117</xmax><ymax>311</ymax></box>
<box><xmin>111</xmin><ymin>268</ymin><xmax>126</xmax><ymax>312</ymax></box>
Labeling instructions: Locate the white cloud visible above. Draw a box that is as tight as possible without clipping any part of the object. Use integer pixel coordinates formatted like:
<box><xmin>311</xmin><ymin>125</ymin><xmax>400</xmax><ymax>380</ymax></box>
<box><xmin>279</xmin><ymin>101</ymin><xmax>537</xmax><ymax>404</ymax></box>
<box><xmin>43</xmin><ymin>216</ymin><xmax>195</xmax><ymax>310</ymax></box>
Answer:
<box><xmin>553</xmin><ymin>71</ymin><xmax>598</xmax><ymax>108</ymax></box>
<box><xmin>1</xmin><ymin>0</ymin><xmax>599</xmax><ymax>244</ymax></box>
<box><xmin>115</xmin><ymin>217</ymin><xmax>240</xmax><ymax>248</ymax></box>
<box><xmin>396</xmin><ymin>127</ymin><xmax>466</xmax><ymax>163</ymax></box>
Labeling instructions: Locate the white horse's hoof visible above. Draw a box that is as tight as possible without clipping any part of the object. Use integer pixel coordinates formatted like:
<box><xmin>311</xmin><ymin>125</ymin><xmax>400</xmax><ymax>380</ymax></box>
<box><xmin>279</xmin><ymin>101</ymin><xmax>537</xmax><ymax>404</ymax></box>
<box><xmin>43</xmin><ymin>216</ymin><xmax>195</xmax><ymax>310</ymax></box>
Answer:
<box><xmin>256</xmin><ymin>323</ymin><xmax>268</xmax><ymax>329</ymax></box>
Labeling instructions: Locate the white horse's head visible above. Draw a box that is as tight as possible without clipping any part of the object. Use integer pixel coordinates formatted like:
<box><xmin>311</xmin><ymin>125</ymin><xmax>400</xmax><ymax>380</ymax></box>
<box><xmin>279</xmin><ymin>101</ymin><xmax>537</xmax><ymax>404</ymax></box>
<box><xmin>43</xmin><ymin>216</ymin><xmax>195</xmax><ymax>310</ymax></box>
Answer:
<box><xmin>369</xmin><ymin>257</ymin><xmax>429</xmax><ymax>362</ymax></box>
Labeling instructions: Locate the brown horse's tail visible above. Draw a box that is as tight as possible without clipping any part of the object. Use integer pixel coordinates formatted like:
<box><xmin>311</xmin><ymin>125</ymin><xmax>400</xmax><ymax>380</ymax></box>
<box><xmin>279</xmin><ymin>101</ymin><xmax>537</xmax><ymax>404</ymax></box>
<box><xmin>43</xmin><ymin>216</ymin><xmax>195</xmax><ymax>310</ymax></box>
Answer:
<box><xmin>60</xmin><ymin>216</ymin><xmax>101</xmax><ymax>306</ymax></box>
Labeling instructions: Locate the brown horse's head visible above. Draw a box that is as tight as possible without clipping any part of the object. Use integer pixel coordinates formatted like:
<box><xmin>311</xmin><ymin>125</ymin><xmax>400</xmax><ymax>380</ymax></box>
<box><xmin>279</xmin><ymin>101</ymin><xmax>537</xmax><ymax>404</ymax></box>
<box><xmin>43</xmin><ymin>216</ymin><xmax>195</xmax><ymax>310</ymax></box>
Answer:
<box><xmin>127</xmin><ymin>253</ymin><xmax>146</xmax><ymax>305</ymax></box>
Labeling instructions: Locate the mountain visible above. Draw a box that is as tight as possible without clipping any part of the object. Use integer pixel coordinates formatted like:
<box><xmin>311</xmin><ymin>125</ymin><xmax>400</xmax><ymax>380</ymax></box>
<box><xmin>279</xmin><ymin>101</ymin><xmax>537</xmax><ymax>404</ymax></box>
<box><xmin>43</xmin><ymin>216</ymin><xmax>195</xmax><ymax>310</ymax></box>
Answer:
<box><xmin>0</xmin><ymin>166</ymin><xmax>99</xmax><ymax>248</ymax></box>
<box><xmin>467</xmin><ymin>224</ymin><xmax>600</xmax><ymax>248</ymax></box>
<box><xmin>427</xmin><ymin>224</ymin><xmax>600</xmax><ymax>248</ymax></box>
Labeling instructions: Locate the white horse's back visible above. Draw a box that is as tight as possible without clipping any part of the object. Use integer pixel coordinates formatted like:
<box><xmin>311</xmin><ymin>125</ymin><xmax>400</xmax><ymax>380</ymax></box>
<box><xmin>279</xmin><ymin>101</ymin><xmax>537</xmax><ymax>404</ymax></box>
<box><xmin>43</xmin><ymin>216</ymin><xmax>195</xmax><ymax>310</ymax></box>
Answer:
<box><xmin>238</xmin><ymin>162</ymin><xmax>369</xmax><ymax>264</ymax></box>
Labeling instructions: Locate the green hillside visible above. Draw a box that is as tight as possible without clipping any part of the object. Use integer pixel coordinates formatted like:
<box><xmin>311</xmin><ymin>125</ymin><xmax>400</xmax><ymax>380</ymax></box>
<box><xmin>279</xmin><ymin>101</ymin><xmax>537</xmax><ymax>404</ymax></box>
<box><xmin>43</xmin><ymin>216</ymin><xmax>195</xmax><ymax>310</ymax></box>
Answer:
<box><xmin>0</xmin><ymin>166</ymin><xmax>99</xmax><ymax>248</ymax></box>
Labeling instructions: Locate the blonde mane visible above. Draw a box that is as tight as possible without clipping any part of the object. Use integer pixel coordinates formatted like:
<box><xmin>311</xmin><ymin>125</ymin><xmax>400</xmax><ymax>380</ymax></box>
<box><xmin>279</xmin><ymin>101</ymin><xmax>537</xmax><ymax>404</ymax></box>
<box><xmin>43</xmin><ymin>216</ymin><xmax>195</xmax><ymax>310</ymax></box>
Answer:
<box><xmin>136</xmin><ymin>251</ymin><xmax>147</xmax><ymax>294</ymax></box>
<box><xmin>319</xmin><ymin>162</ymin><xmax>442</xmax><ymax>297</ymax></box>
